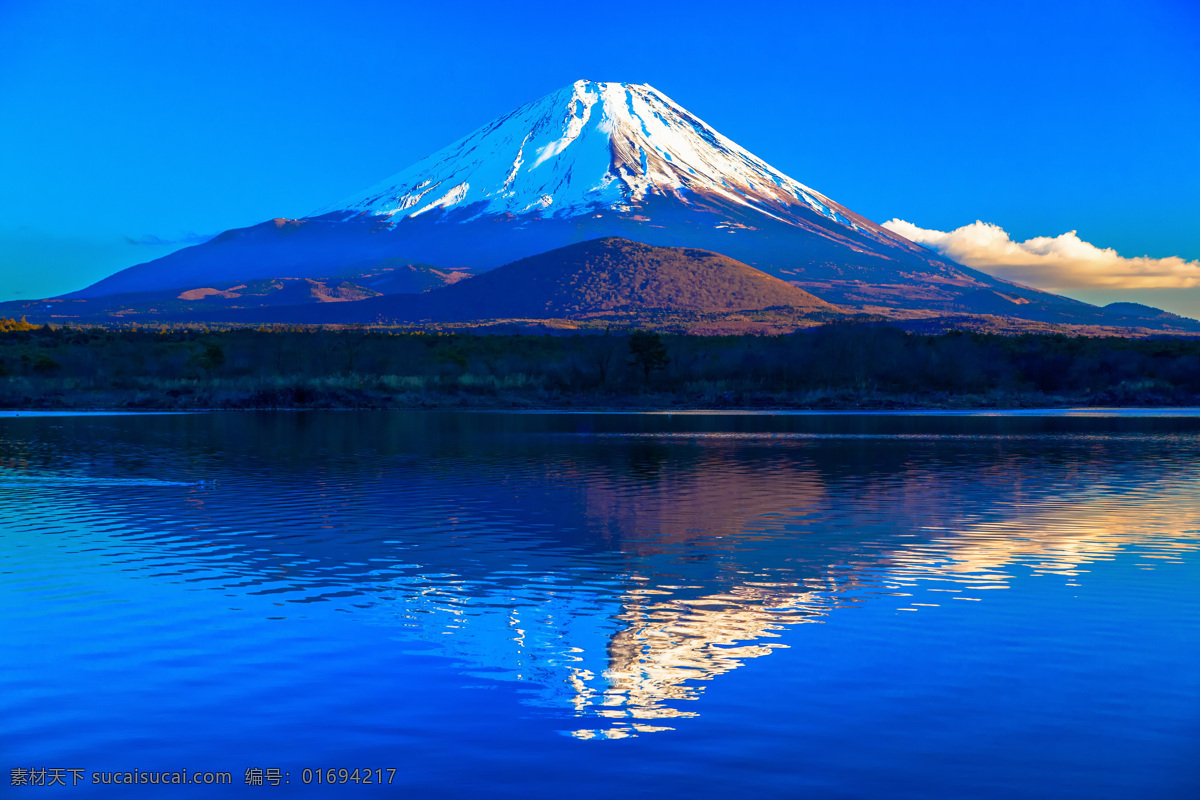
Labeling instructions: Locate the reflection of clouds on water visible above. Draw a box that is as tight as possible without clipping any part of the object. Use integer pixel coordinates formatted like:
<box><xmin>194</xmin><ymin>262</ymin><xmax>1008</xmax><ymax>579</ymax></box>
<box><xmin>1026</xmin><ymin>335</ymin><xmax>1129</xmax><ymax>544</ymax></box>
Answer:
<box><xmin>885</xmin><ymin>489</ymin><xmax>1200</xmax><ymax>588</ymax></box>
<box><xmin>2</xmin><ymin>413</ymin><xmax>1199</xmax><ymax>739</ymax></box>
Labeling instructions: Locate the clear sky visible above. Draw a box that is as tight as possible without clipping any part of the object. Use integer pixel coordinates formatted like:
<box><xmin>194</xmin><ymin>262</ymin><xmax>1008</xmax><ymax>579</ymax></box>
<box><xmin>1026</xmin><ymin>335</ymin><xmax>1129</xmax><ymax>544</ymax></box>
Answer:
<box><xmin>2</xmin><ymin>0</ymin><xmax>1198</xmax><ymax>314</ymax></box>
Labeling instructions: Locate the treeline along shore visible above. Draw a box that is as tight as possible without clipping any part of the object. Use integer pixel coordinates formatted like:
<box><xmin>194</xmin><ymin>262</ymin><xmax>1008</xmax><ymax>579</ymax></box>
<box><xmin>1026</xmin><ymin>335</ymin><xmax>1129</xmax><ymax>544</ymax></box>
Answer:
<box><xmin>2</xmin><ymin>319</ymin><xmax>1199</xmax><ymax>410</ymax></box>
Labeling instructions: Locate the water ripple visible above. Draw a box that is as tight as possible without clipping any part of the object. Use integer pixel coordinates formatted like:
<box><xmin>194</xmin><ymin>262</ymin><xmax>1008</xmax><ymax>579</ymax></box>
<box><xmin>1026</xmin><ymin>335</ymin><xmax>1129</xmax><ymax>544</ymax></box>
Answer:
<box><xmin>2</xmin><ymin>411</ymin><xmax>1198</xmax><ymax>796</ymax></box>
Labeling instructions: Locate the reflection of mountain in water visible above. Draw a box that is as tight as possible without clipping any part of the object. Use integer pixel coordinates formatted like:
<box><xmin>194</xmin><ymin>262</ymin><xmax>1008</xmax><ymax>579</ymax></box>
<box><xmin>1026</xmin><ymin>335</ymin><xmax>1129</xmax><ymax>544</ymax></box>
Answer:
<box><xmin>576</xmin><ymin>583</ymin><xmax>828</xmax><ymax>737</ymax></box>
<box><xmin>2</xmin><ymin>412</ymin><xmax>1198</xmax><ymax>738</ymax></box>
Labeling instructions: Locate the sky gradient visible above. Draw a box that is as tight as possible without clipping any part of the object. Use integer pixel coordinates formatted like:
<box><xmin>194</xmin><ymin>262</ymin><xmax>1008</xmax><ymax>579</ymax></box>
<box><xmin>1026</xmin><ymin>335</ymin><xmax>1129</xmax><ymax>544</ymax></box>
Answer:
<box><xmin>2</xmin><ymin>0</ymin><xmax>1198</xmax><ymax>314</ymax></box>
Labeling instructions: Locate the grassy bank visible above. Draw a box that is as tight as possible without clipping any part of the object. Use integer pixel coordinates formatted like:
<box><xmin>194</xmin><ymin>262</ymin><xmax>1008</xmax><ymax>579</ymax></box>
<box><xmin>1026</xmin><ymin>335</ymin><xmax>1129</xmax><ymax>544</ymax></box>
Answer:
<box><xmin>2</xmin><ymin>323</ymin><xmax>1199</xmax><ymax>410</ymax></box>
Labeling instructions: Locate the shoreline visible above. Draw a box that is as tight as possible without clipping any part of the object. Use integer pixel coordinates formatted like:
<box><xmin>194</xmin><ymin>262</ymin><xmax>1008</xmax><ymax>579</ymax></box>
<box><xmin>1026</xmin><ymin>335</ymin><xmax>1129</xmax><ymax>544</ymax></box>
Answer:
<box><xmin>4</xmin><ymin>390</ymin><xmax>1200</xmax><ymax>414</ymax></box>
<box><xmin>5</xmin><ymin>406</ymin><xmax>1200</xmax><ymax>417</ymax></box>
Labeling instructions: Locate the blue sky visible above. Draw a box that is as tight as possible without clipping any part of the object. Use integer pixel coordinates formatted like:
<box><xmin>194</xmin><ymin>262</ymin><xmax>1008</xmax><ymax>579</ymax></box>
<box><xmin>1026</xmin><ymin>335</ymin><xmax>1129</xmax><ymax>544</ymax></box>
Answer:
<box><xmin>2</xmin><ymin>0</ymin><xmax>1198</xmax><ymax>313</ymax></box>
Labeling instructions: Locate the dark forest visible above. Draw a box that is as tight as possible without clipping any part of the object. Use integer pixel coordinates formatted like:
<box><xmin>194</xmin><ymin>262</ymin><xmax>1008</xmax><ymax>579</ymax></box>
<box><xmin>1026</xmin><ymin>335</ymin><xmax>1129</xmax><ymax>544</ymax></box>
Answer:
<box><xmin>2</xmin><ymin>320</ymin><xmax>1198</xmax><ymax>409</ymax></box>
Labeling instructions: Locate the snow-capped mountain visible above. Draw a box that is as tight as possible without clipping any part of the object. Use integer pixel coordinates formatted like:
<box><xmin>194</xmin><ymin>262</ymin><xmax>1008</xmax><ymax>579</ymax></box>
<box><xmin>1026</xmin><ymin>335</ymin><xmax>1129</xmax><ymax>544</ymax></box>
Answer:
<box><xmin>314</xmin><ymin>81</ymin><xmax>900</xmax><ymax>245</ymax></box>
<box><xmin>70</xmin><ymin>80</ymin><xmax>1125</xmax><ymax>325</ymax></box>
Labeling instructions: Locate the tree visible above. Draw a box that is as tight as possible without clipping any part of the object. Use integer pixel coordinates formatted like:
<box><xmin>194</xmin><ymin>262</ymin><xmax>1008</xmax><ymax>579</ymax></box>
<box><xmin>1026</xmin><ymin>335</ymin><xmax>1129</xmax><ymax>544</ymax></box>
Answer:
<box><xmin>0</xmin><ymin>316</ymin><xmax>37</xmax><ymax>332</ymax></box>
<box><xmin>628</xmin><ymin>330</ymin><xmax>669</xmax><ymax>383</ymax></box>
<box><xmin>31</xmin><ymin>354</ymin><xmax>61</xmax><ymax>373</ymax></box>
<box><xmin>194</xmin><ymin>343</ymin><xmax>225</xmax><ymax>375</ymax></box>
<box><xmin>586</xmin><ymin>330</ymin><xmax>618</xmax><ymax>386</ymax></box>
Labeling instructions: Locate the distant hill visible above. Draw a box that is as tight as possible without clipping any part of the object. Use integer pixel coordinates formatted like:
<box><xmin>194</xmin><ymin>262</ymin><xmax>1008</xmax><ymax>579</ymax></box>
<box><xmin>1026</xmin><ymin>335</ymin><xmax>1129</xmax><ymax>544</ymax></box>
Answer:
<box><xmin>0</xmin><ymin>259</ymin><xmax>467</xmax><ymax>323</ymax></box>
<box><xmin>1101</xmin><ymin>302</ymin><xmax>1197</xmax><ymax>326</ymax></box>
<box><xmin>226</xmin><ymin>237</ymin><xmax>840</xmax><ymax>325</ymax></box>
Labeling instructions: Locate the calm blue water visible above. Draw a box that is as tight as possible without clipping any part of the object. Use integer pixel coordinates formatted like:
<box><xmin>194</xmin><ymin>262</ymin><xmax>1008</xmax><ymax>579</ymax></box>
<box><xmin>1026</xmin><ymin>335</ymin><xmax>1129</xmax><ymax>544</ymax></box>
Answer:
<box><xmin>2</xmin><ymin>411</ymin><xmax>1198</xmax><ymax>797</ymax></box>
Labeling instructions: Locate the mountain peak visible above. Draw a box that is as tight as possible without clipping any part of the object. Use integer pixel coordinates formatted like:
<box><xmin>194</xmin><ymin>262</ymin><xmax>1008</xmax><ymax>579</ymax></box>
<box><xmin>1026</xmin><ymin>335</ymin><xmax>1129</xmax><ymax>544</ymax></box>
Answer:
<box><xmin>312</xmin><ymin>80</ymin><xmax>876</xmax><ymax>239</ymax></box>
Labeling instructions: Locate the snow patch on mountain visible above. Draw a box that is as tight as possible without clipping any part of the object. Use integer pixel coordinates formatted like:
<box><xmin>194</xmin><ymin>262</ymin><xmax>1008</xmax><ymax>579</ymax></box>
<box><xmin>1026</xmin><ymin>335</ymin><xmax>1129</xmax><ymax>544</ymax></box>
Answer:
<box><xmin>411</xmin><ymin>182</ymin><xmax>469</xmax><ymax>218</ymax></box>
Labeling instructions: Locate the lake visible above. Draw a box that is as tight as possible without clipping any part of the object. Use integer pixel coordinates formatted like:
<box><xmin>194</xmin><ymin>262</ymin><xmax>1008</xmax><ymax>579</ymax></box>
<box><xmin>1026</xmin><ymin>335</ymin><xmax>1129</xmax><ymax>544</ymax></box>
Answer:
<box><xmin>2</xmin><ymin>410</ymin><xmax>1198</xmax><ymax>797</ymax></box>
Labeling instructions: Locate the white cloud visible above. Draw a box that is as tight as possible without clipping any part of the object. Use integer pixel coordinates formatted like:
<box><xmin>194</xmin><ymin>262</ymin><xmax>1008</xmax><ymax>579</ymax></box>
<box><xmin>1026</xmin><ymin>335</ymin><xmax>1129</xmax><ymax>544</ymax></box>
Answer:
<box><xmin>882</xmin><ymin>219</ymin><xmax>1200</xmax><ymax>290</ymax></box>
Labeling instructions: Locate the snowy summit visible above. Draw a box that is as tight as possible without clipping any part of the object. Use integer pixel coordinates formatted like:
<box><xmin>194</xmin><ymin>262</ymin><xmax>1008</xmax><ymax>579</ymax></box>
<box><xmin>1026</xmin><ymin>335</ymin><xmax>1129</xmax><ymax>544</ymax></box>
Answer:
<box><xmin>316</xmin><ymin>80</ymin><xmax>868</xmax><ymax>235</ymax></box>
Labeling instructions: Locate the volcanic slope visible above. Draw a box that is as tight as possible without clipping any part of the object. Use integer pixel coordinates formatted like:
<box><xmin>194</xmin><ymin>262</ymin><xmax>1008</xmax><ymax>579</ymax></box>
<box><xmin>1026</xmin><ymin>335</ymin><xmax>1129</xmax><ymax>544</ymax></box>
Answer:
<box><xmin>64</xmin><ymin>80</ymin><xmax>1191</xmax><ymax>331</ymax></box>
<box><xmin>243</xmin><ymin>238</ymin><xmax>839</xmax><ymax>325</ymax></box>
